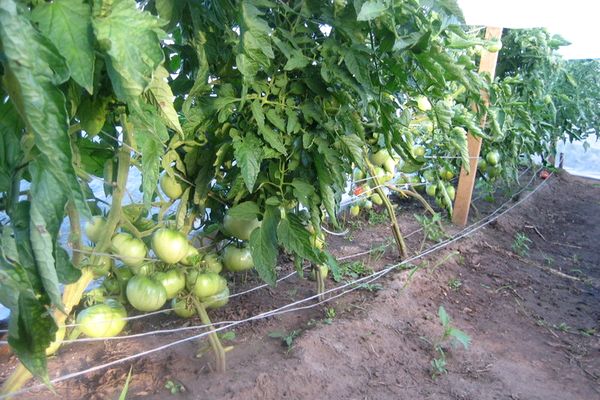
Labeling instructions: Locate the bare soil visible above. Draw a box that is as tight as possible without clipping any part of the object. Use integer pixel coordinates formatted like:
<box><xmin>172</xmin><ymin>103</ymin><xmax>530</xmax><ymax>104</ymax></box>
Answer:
<box><xmin>2</xmin><ymin>170</ymin><xmax>599</xmax><ymax>400</ymax></box>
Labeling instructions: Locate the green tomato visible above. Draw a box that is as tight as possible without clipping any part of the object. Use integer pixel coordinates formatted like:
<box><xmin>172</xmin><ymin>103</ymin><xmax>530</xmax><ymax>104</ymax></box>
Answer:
<box><xmin>126</xmin><ymin>275</ymin><xmax>167</xmax><ymax>312</ymax></box>
<box><xmin>486</xmin><ymin>151</ymin><xmax>501</xmax><ymax>166</ymax></box>
<box><xmin>45</xmin><ymin>326</ymin><xmax>66</xmax><ymax>356</ymax></box>
<box><xmin>426</xmin><ymin>184</ymin><xmax>437</xmax><ymax>197</ymax></box>
<box><xmin>111</xmin><ymin>233</ymin><xmax>147</xmax><ymax>268</ymax></box>
<box><xmin>485</xmin><ymin>39</ymin><xmax>503</xmax><ymax>52</ymax></box>
<box><xmin>371</xmin><ymin>193</ymin><xmax>383</xmax><ymax>206</ymax></box>
<box><xmin>439</xmin><ymin>168</ymin><xmax>455</xmax><ymax>181</ymax></box>
<box><xmin>350</xmin><ymin>205</ymin><xmax>360</xmax><ymax>217</ymax></box>
<box><xmin>85</xmin><ymin>216</ymin><xmax>107</xmax><ymax>243</ymax></box>
<box><xmin>152</xmin><ymin>228</ymin><xmax>189</xmax><ymax>264</ymax></box>
<box><xmin>370</xmin><ymin>149</ymin><xmax>391</xmax><ymax>166</ymax></box>
<box><xmin>130</xmin><ymin>262</ymin><xmax>155</xmax><ymax>276</ymax></box>
<box><xmin>363</xmin><ymin>200</ymin><xmax>373</xmax><ymax>209</ymax></box>
<box><xmin>383</xmin><ymin>158</ymin><xmax>396</xmax><ymax>175</ymax></box>
<box><xmin>153</xmin><ymin>269</ymin><xmax>186</xmax><ymax>299</ymax></box>
<box><xmin>180</xmin><ymin>244</ymin><xmax>202</xmax><ymax>266</ymax></box>
<box><xmin>89</xmin><ymin>255</ymin><xmax>113</xmax><ymax>278</ymax></box>
<box><xmin>416</xmin><ymin>95</ymin><xmax>432</xmax><ymax>112</ymax></box>
<box><xmin>202</xmin><ymin>252</ymin><xmax>223</xmax><ymax>274</ymax></box>
<box><xmin>309</xmin><ymin>231</ymin><xmax>325</xmax><ymax>250</ymax></box>
<box><xmin>200</xmin><ymin>287</ymin><xmax>230</xmax><ymax>309</ymax></box>
<box><xmin>192</xmin><ymin>272</ymin><xmax>227</xmax><ymax>298</ymax></box>
<box><xmin>353</xmin><ymin>167</ymin><xmax>366</xmax><ymax>181</ymax></box>
<box><xmin>223</xmin><ymin>246</ymin><xmax>254</xmax><ymax>272</ymax></box>
<box><xmin>412</xmin><ymin>145</ymin><xmax>426</xmax><ymax>158</ymax></box>
<box><xmin>76</xmin><ymin>299</ymin><xmax>127</xmax><ymax>338</ymax></box>
<box><xmin>223</xmin><ymin>214</ymin><xmax>262</xmax><ymax>241</ymax></box>
<box><xmin>446</xmin><ymin>185</ymin><xmax>456</xmax><ymax>201</ymax></box>
<box><xmin>160</xmin><ymin>173</ymin><xmax>185</xmax><ymax>200</ymax></box>
<box><xmin>171</xmin><ymin>296</ymin><xmax>196</xmax><ymax>318</ymax></box>
<box><xmin>478</xmin><ymin>159</ymin><xmax>488</xmax><ymax>172</ymax></box>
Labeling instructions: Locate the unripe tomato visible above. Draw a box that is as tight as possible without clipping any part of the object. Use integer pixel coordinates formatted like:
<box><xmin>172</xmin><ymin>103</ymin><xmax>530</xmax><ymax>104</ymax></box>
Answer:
<box><xmin>192</xmin><ymin>272</ymin><xmax>227</xmax><ymax>298</ymax></box>
<box><xmin>383</xmin><ymin>158</ymin><xmax>396</xmax><ymax>174</ymax></box>
<box><xmin>309</xmin><ymin>231</ymin><xmax>325</xmax><ymax>249</ymax></box>
<box><xmin>350</xmin><ymin>205</ymin><xmax>360</xmax><ymax>217</ymax></box>
<box><xmin>202</xmin><ymin>252</ymin><xmax>223</xmax><ymax>274</ymax></box>
<box><xmin>130</xmin><ymin>262</ymin><xmax>155</xmax><ymax>276</ymax></box>
<box><xmin>223</xmin><ymin>214</ymin><xmax>261</xmax><ymax>241</ymax></box>
<box><xmin>201</xmin><ymin>287</ymin><xmax>230</xmax><ymax>309</ymax></box>
<box><xmin>363</xmin><ymin>200</ymin><xmax>373</xmax><ymax>209</ymax></box>
<box><xmin>160</xmin><ymin>173</ymin><xmax>185</xmax><ymax>200</ymax></box>
<box><xmin>439</xmin><ymin>167</ymin><xmax>455</xmax><ymax>181</ymax></box>
<box><xmin>223</xmin><ymin>246</ymin><xmax>254</xmax><ymax>272</ymax></box>
<box><xmin>478</xmin><ymin>159</ymin><xmax>488</xmax><ymax>173</ymax></box>
<box><xmin>152</xmin><ymin>228</ymin><xmax>189</xmax><ymax>264</ymax></box>
<box><xmin>426</xmin><ymin>184</ymin><xmax>437</xmax><ymax>197</ymax></box>
<box><xmin>89</xmin><ymin>255</ymin><xmax>113</xmax><ymax>278</ymax></box>
<box><xmin>412</xmin><ymin>145</ymin><xmax>426</xmax><ymax>158</ymax></box>
<box><xmin>353</xmin><ymin>167</ymin><xmax>366</xmax><ymax>181</ymax></box>
<box><xmin>416</xmin><ymin>95</ymin><xmax>432</xmax><ymax>111</ymax></box>
<box><xmin>180</xmin><ymin>244</ymin><xmax>202</xmax><ymax>266</ymax></box>
<box><xmin>126</xmin><ymin>275</ymin><xmax>167</xmax><ymax>312</ymax></box>
<box><xmin>485</xmin><ymin>39</ymin><xmax>502</xmax><ymax>52</ymax></box>
<box><xmin>45</xmin><ymin>326</ymin><xmax>66</xmax><ymax>356</ymax></box>
<box><xmin>370</xmin><ymin>149</ymin><xmax>391</xmax><ymax>166</ymax></box>
<box><xmin>371</xmin><ymin>193</ymin><xmax>383</xmax><ymax>206</ymax></box>
<box><xmin>85</xmin><ymin>216</ymin><xmax>107</xmax><ymax>243</ymax></box>
<box><xmin>486</xmin><ymin>151</ymin><xmax>501</xmax><ymax>166</ymax></box>
<box><xmin>153</xmin><ymin>269</ymin><xmax>186</xmax><ymax>299</ymax></box>
<box><xmin>111</xmin><ymin>233</ymin><xmax>147</xmax><ymax>268</ymax></box>
<box><xmin>446</xmin><ymin>185</ymin><xmax>456</xmax><ymax>201</ymax></box>
<box><xmin>171</xmin><ymin>296</ymin><xmax>195</xmax><ymax>318</ymax></box>
<box><xmin>76</xmin><ymin>299</ymin><xmax>127</xmax><ymax>338</ymax></box>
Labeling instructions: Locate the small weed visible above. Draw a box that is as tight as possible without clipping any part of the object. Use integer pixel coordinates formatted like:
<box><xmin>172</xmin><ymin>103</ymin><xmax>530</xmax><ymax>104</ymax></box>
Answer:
<box><xmin>339</xmin><ymin>260</ymin><xmax>373</xmax><ymax>281</ymax></box>
<box><xmin>448</xmin><ymin>278</ymin><xmax>462</xmax><ymax>291</ymax></box>
<box><xmin>367</xmin><ymin>208</ymin><xmax>389</xmax><ymax>225</ymax></box>
<box><xmin>553</xmin><ymin>322</ymin><xmax>571</xmax><ymax>333</ymax></box>
<box><xmin>427</xmin><ymin>306</ymin><xmax>471</xmax><ymax>379</ymax></box>
<box><xmin>512</xmin><ymin>232</ymin><xmax>532</xmax><ymax>257</ymax></box>
<box><xmin>268</xmin><ymin>329</ymin><xmax>302</xmax><ymax>350</ymax></box>
<box><xmin>323</xmin><ymin>307</ymin><xmax>337</xmax><ymax>324</ymax></box>
<box><xmin>117</xmin><ymin>367</ymin><xmax>133</xmax><ymax>400</ymax></box>
<box><xmin>358</xmin><ymin>282</ymin><xmax>383</xmax><ymax>292</ymax></box>
<box><xmin>579</xmin><ymin>328</ymin><xmax>597</xmax><ymax>337</ymax></box>
<box><xmin>543</xmin><ymin>255</ymin><xmax>555</xmax><ymax>265</ymax></box>
<box><xmin>414</xmin><ymin>213</ymin><xmax>447</xmax><ymax>251</ymax></box>
<box><xmin>164</xmin><ymin>379</ymin><xmax>185</xmax><ymax>395</ymax></box>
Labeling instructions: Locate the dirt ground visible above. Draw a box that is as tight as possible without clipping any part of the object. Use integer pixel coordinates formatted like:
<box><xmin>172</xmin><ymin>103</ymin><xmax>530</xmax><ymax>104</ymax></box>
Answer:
<box><xmin>2</xmin><ymin>170</ymin><xmax>599</xmax><ymax>399</ymax></box>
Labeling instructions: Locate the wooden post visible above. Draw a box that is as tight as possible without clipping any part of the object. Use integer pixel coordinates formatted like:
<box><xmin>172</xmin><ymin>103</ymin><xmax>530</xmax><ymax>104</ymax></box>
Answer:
<box><xmin>452</xmin><ymin>27</ymin><xmax>503</xmax><ymax>226</ymax></box>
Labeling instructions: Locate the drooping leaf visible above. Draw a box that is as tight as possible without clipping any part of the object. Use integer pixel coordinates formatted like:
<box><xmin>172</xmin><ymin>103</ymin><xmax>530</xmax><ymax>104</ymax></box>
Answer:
<box><xmin>31</xmin><ymin>0</ymin><xmax>96</xmax><ymax>93</ymax></box>
<box><xmin>146</xmin><ymin>65</ymin><xmax>183</xmax><ymax>135</ymax></box>
<box><xmin>249</xmin><ymin>207</ymin><xmax>279</xmax><ymax>286</ymax></box>
<box><xmin>233</xmin><ymin>133</ymin><xmax>264</xmax><ymax>192</ymax></box>
<box><xmin>276</xmin><ymin>214</ymin><xmax>319</xmax><ymax>263</ymax></box>
<box><xmin>92</xmin><ymin>0</ymin><xmax>165</xmax><ymax>100</ymax></box>
<box><xmin>0</xmin><ymin>0</ymin><xmax>89</xmax><ymax>217</ymax></box>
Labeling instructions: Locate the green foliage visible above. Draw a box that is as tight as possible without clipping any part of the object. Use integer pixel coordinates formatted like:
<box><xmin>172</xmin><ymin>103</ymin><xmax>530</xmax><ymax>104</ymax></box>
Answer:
<box><xmin>512</xmin><ymin>232</ymin><xmax>532</xmax><ymax>257</ymax></box>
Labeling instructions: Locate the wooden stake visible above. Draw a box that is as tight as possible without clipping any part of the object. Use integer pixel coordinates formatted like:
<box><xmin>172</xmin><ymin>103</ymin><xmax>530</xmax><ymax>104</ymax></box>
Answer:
<box><xmin>452</xmin><ymin>27</ymin><xmax>503</xmax><ymax>227</ymax></box>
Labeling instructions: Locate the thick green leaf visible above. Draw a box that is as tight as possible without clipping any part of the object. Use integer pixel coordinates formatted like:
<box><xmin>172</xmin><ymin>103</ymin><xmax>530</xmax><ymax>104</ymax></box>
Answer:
<box><xmin>31</xmin><ymin>0</ymin><xmax>95</xmax><ymax>93</ymax></box>
<box><xmin>291</xmin><ymin>179</ymin><xmax>315</xmax><ymax>208</ymax></box>
<box><xmin>251</xmin><ymin>100</ymin><xmax>265</xmax><ymax>129</ymax></box>
<box><xmin>0</xmin><ymin>101</ymin><xmax>23</xmax><ymax>193</ymax></box>
<box><xmin>8</xmin><ymin>293</ymin><xmax>56</xmax><ymax>383</ymax></box>
<box><xmin>277</xmin><ymin>214</ymin><xmax>319</xmax><ymax>263</ymax></box>
<box><xmin>266</xmin><ymin>108</ymin><xmax>286</xmax><ymax>132</ymax></box>
<box><xmin>228</xmin><ymin>201</ymin><xmax>260</xmax><ymax>219</ymax></box>
<box><xmin>146</xmin><ymin>65</ymin><xmax>183</xmax><ymax>135</ymax></box>
<box><xmin>249</xmin><ymin>207</ymin><xmax>279</xmax><ymax>286</ymax></box>
<box><xmin>356</xmin><ymin>0</ymin><xmax>388</xmax><ymax>22</ymax></box>
<box><xmin>340</xmin><ymin>134</ymin><xmax>365</xmax><ymax>169</ymax></box>
<box><xmin>92</xmin><ymin>0</ymin><xmax>165</xmax><ymax>100</ymax></box>
<box><xmin>233</xmin><ymin>133</ymin><xmax>264</xmax><ymax>192</ymax></box>
<box><xmin>0</xmin><ymin>0</ymin><xmax>89</xmax><ymax>218</ymax></box>
<box><xmin>259</xmin><ymin>125</ymin><xmax>287</xmax><ymax>155</ymax></box>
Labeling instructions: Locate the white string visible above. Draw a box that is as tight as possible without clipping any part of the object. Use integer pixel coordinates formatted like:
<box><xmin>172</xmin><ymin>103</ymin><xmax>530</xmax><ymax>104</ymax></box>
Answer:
<box><xmin>0</xmin><ymin>172</ymin><xmax>551</xmax><ymax>399</ymax></box>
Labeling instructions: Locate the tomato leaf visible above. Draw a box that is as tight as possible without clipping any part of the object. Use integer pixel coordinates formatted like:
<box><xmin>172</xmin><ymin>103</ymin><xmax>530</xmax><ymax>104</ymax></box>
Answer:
<box><xmin>228</xmin><ymin>201</ymin><xmax>260</xmax><ymax>219</ymax></box>
<box><xmin>259</xmin><ymin>125</ymin><xmax>287</xmax><ymax>155</ymax></box>
<box><xmin>0</xmin><ymin>1</ymin><xmax>89</xmax><ymax>218</ymax></box>
<box><xmin>233</xmin><ymin>134</ymin><xmax>264</xmax><ymax>192</ymax></box>
<box><xmin>249</xmin><ymin>207</ymin><xmax>279</xmax><ymax>286</ymax></box>
<box><xmin>276</xmin><ymin>214</ymin><xmax>319</xmax><ymax>264</ymax></box>
<box><xmin>92</xmin><ymin>0</ymin><xmax>165</xmax><ymax>100</ymax></box>
<box><xmin>146</xmin><ymin>65</ymin><xmax>183</xmax><ymax>136</ymax></box>
<box><xmin>250</xmin><ymin>100</ymin><xmax>265</xmax><ymax>129</ymax></box>
<box><xmin>31</xmin><ymin>0</ymin><xmax>95</xmax><ymax>93</ymax></box>
<box><xmin>266</xmin><ymin>108</ymin><xmax>286</xmax><ymax>132</ymax></box>
<box><xmin>356</xmin><ymin>0</ymin><xmax>388</xmax><ymax>22</ymax></box>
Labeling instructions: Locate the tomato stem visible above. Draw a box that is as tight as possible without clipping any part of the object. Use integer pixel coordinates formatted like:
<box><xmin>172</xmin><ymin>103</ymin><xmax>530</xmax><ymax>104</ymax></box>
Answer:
<box><xmin>191</xmin><ymin>297</ymin><xmax>226</xmax><ymax>373</ymax></box>
<box><xmin>365</xmin><ymin>159</ymin><xmax>408</xmax><ymax>259</ymax></box>
<box><xmin>315</xmin><ymin>265</ymin><xmax>325</xmax><ymax>302</ymax></box>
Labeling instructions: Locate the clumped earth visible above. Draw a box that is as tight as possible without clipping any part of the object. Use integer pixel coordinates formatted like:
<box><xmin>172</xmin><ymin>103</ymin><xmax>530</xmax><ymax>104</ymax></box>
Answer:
<box><xmin>2</xmin><ymin>171</ymin><xmax>599</xmax><ymax>399</ymax></box>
